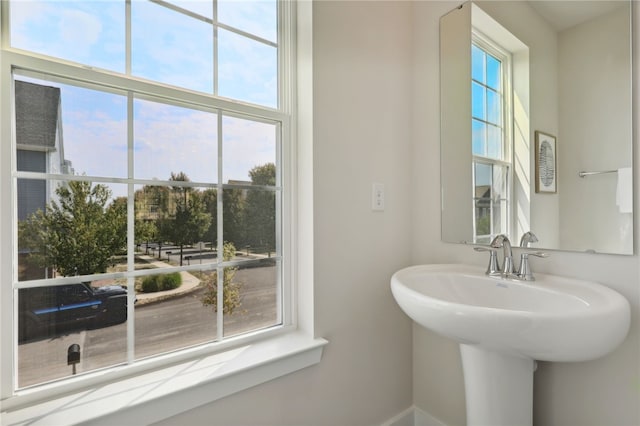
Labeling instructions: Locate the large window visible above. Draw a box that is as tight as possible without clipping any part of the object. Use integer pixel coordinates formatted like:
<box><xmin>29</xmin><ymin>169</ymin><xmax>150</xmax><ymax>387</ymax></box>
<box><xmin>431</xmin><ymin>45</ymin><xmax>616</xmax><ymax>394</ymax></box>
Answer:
<box><xmin>2</xmin><ymin>0</ymin><xmax>292</xmax><ymax>393</ymax></box>
<box><xmin>471</xmin><ymin>37</ymin><xmax>512</xmax><ymax>243</ymax></box>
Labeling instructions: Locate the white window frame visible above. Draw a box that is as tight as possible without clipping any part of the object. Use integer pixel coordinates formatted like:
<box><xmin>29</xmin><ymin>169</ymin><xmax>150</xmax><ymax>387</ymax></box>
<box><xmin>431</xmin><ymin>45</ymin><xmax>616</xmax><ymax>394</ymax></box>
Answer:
<box><xmin>471</xmin><ymin>31</ymin><xmax>514</xmax><ymax>242</ymax></box>
<box><xmin>0</xmin><ymin>1</ymin><xmax>325</xmax><ymax>422</ymax></box>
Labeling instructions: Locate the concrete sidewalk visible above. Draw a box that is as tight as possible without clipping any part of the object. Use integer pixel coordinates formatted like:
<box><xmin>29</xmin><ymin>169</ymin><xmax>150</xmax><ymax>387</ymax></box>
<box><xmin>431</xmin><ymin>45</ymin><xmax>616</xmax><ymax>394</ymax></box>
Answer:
<box><xmin>135</xmin><ymin>255</ymin><xmax>202</xmax><ymax>305</ymax></box>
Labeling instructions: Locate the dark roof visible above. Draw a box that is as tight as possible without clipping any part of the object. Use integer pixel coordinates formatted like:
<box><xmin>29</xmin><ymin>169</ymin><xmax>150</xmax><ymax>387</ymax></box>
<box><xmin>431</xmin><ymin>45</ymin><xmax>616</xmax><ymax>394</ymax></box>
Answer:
<box><xmin>15</xmin><ymin>80</ymin><xmax>61</xmax><ymax>149</ymax></box>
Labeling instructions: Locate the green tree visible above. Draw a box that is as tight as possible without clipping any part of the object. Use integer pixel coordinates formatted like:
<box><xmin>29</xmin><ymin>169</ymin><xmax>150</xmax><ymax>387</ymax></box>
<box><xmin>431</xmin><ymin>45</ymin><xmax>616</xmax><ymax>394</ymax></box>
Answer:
<box><xmin>164</xmin><ymin>172</ymin><xmax>211</xmax><ymax>266</ymax></box>
<box><xmin>170</xmin><ymin>171</ymin><xmax>191</xmax><ymax>205</ymax></box>
<box><xmin>155</xmin><ymin>215</ymin><xmax>173</xmax><ymax>259</ymax></box>
<box><xmin>201</xmin><ymin>188</ymin><xmax>217</xmax><ymax>248</ymax></box>
<box><xmin>201</xmin><ymin>241</ymin><xmax>242</xmax><ymax>314</ymax></box>
<box><xmin>248</xmin><ymin>163</ymin><xmax>276</xmax><ymax>186</ymax></box>
<box><xmin>105</xmin><ymin>196</ymin><xmax>127</xmax><ymax>256</ymax></box>
<box><xmin>136</xmin><ymin>186</ymin><xmax>166</xmax><ymax>249</ymax></box>
<box><xmin>244</xmin><ymin>163</ymin><xmax>276</xmax><ymax>255</ymax></box>
<box><xmin>135</xmin><ymin>219</ymin><xmax>157</xmax><ymax>249</ymax></box>
<box><xmin>202</xmin><ymin>187</ymin><xmax>245</xmax><ymax>250</ymax></box>
<box><xmin>109</xmin><ymin>196</ymin><xmax>158</xmax><ymax>251</ymax></box>
<box><xmin>135</xmin><ymin>184</ymin><xmax>170</xmax><ymax>257</ymax></box>
<box><xmin>476</xmin><ymin>215</ymin><xmax>490</xmax><ymax>237</ymax></box>
<box><xmin>19</xmin><ymin>181</ymin><xmax>125</xmax><ymax>276</ymax></box>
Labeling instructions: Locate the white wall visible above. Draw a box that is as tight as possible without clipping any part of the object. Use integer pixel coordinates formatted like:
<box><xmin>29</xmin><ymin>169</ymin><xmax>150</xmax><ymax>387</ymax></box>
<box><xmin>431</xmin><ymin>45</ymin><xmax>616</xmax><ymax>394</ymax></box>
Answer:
<box><xmin>153</xmin><ymin>2</ymin><xmax>415</xmax><ymax>425</ymax></box>
<box><xmin>412</xmin><ymin>2</ymin><xmax>640</xmax><ymax>425</ymax></box>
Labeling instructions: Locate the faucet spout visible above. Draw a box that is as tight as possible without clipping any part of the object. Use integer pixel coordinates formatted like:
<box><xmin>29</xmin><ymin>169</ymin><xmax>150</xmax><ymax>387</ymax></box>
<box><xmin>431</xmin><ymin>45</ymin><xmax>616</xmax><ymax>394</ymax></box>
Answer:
<box><xmin>490</xmin><ymin>234</ymin><xmax>514</xmax><ymax>276</ymax></box>
<box><xmin>519</xmin><ymin>231</ymin><xmax>538</xmax><ymax>248</ymax></box>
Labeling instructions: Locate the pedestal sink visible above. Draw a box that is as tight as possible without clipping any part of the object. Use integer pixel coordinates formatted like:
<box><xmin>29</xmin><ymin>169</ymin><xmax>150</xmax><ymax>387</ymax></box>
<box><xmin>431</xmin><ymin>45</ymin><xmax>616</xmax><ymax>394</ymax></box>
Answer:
<box><xmin>390</xmin><ymin>264</ymin><xmax>630</xmax><ymax>426</ymax></box>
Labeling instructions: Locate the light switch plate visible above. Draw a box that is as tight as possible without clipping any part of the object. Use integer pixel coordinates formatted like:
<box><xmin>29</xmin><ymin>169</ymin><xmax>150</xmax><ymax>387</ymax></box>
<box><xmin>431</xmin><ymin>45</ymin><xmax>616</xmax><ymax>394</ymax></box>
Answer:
<box><xmin>372</xmin><ymin>183</ymin><xmax>385</xmax><ymax>211</ymax></box>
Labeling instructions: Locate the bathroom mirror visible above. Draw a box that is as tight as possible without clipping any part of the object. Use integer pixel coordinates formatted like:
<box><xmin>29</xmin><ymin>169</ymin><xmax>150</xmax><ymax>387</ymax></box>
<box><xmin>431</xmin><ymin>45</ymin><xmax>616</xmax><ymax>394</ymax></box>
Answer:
<box><xmin>440</xmin><ymin>0</ymin><xmax>633</xmax><ymax>254</ymax></box>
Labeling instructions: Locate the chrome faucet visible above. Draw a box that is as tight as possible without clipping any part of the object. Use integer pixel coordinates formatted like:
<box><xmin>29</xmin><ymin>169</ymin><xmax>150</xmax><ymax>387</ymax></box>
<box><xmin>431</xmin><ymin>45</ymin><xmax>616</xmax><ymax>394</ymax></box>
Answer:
<box><xmin>475</xmin><ymin>233</ymin><xmax>548</xmax><ymax>280</ymax></box>
<box><xmin>517</xmin><ymin>231</ymin><xmax>548</xmax><ymax>281</ymax></box>
<box><xmin>490</xmin><ymin>234</ymin><xmax>514</xmax><ymax>277</ymax></box>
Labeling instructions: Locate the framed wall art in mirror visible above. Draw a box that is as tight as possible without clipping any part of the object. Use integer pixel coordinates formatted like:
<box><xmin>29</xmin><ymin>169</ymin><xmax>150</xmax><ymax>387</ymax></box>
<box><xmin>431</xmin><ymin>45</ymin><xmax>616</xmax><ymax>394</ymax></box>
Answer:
<box><xmin>535</xmin><ymin>131</ymin><xmax>557</xmax><ymax>194</ymax></box>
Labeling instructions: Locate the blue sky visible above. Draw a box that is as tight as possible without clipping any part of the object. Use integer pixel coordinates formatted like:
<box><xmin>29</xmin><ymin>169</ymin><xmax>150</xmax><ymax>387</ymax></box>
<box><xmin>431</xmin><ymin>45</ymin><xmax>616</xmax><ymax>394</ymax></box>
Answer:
<box><xmin>472</xmin><ymin>43</ymin><xmax>503</xmax><ymax>162</ymax></box>
<box><xmin>12</xmin><ymin>1</ymin><xmax>277</xmax><ymax>195</ymax></box>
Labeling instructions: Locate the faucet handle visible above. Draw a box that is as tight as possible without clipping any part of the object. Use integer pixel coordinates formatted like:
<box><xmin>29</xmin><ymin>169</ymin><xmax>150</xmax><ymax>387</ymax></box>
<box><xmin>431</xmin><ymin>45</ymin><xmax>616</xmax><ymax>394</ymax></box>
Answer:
<box><xmin>527</xmin><ymin>251</ymin><xmax>549</xmax><ymax>258</ymax></box>
<box><xmin>474</xmin><ymin>246</ymin><xmax>501</xmax><ymax>276</ymax></box>
<box><xmin>517</xmin><ymin>250</ymin><xmax>549</xmax><ymax>281</ymax></box>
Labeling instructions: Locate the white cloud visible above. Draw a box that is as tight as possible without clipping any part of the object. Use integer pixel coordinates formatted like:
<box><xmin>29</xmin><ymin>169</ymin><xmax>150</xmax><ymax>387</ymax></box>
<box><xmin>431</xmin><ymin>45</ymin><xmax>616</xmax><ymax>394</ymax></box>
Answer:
<box><xmin>222</xmin><ymin>115</ymin><xmax>276</xmax><ymax>182</ymax></box>
<box><xmin>131</xmin><ymin>1</ymin><xmax>214</xmax><ymax>93</ymax></box>
<box><xmin>63</xmin><ymin>110</ymin><xmax>128</xmax><ymax>179</ymax></box>
<box><xmin>59</xmin><ymin>9</ymin><xmax>102</xmax><ymax>47</ymax></box>
<box><xmin>133</xmin><ymin>100</ymin><xmax>218</xmax><ymax>183</ymax></box>
<box><xmin>10</xmin><ymin>1</ymin><xmax>125</xmax><ymax>72</ymax></box>
<box><xmin>218</xmin><ymin>29</ymin><xmax>277</xmax><ymax>106</ymax></box>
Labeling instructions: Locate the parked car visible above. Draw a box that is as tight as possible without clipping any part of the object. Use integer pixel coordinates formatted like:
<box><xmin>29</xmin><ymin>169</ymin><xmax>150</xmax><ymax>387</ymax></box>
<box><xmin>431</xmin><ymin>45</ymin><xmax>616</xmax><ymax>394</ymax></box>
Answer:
<box><xmin>18</xmin><ymin>282</ymin><xmax>129</xmax><ymax>342</ymax></box>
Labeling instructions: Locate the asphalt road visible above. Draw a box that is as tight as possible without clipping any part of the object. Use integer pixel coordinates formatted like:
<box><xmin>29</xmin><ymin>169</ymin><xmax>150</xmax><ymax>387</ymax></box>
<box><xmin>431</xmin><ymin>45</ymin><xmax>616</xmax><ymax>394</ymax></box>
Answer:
<box><xmin>18</xmin><ymin>266</ymin><xmax>278</xmax><ymax>388</ymax></box>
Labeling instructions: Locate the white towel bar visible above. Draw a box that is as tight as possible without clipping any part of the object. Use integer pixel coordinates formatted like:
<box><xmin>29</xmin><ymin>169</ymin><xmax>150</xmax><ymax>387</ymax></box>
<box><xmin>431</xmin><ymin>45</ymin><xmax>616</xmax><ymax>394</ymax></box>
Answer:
<box><xmin>578</xmin><ymin>170</ymin><xmax>618</xmax><ymax>178</ymax></box>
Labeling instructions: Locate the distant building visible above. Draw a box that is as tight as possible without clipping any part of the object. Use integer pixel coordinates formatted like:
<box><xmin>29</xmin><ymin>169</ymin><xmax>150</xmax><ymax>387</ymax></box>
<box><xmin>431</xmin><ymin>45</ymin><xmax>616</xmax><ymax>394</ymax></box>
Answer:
<box><xmin>474</xmin><ymin>184</ymin><xmax>491</xmax><ymax>218</ymax></box>
<box><xmin>15</xmin><ymin>80</ymin><xmax>72</xmax><ymax>221</ymax></box>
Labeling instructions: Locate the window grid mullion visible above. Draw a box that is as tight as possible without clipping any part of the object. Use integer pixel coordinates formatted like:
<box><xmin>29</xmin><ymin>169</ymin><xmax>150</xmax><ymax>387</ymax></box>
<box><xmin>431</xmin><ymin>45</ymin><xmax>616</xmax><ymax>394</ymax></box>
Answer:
<box><xmin>213</xmin><ymin>25</ymin><xmax>219</xmax><ymax>97</ymax></box>
<box><xmin>275</xmin><ymin>122</ymin><xmax>283</xmax><ymax>325</ymax></box>
<box><xmin>216</xmin><ymin>111</ymin><xmax>224</xmax><ymax>340</ymax></box>
<box><xmin>212</xmin><ymin>0</ymin><xmax>218</xmax><ymax>97</ymax></box>
<box><xmin>126</xmin><ymin>0</ymin><xmax>132</xmax><ymax>75</ymax></box>
<box><xmin>126</xmin><ymin>91</ymin><xmax>136</xmax><ymax>364</ymax></box>
<box><xmin>8</xmin><ymin>52</ymin><xmax>286</xmax><ymax>123</ymax></box>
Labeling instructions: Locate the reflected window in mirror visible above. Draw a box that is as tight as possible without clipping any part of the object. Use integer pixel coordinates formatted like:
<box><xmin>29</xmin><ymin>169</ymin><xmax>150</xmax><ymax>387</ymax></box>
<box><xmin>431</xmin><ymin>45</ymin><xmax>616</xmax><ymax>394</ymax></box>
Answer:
<box><xmin>471</xmin><ymin>36</ymin><xmax>512</xmax><ymax>244</ymax></box>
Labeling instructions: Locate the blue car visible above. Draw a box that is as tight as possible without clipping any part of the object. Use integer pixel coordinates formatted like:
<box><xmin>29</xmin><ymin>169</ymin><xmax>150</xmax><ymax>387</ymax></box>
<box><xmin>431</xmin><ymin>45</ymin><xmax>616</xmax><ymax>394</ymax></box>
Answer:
<box><xmin>18</xmin><ymin>282</ymin><xmax>129</xmax><ymax>342</ymax></box>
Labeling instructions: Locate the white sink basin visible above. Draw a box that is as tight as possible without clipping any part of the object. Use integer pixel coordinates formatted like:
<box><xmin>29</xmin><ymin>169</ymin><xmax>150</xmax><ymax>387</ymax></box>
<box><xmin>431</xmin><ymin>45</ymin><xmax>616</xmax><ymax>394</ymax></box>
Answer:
<box><xmin>391</xmin><ymin>263</ymin><xmax>630</xmax><ymax>362</ymax></box>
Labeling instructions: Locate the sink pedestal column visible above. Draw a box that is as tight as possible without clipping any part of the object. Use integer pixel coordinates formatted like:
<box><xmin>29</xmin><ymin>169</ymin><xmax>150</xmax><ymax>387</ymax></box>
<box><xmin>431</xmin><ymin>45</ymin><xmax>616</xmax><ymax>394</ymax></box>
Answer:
<box><xmin>460</xmin><ymin>344</ymin><xmax>535</xmax><ymax>426</ymax></box>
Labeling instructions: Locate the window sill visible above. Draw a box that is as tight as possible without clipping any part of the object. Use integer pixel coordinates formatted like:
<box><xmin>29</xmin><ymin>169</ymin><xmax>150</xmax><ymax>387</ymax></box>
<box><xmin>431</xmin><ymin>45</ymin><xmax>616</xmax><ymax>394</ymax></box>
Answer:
<box><xmin>1</xmin><ymin>332</ymin><xmax>327</xmax><ymax>426</ymax></box>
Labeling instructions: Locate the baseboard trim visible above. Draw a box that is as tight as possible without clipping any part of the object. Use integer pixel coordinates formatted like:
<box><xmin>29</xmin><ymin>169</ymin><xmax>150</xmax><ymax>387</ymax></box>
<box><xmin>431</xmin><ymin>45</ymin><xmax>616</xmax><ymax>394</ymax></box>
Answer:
<box><xmin>381</xmin><ymin>406</ymin><xmax>447</xmax><ymax>426</ymax></box>
<box><xmin>381</xmin><ymin>406</ymin><xmax>415</xmax><ymax>426</ymax></box>
<box><xmin>414</xmin><ymin>406</ymin><xmax>448</xmax><ymax>426</ymax></box>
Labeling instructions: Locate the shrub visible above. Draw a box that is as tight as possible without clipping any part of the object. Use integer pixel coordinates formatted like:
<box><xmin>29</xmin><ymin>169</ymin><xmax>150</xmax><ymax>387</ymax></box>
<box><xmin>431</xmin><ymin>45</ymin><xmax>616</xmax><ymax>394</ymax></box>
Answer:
<box><xmin>141</xmin><ymin>275</ymin><xmax>160</xmax><ymax>293</ymax></box>
<box><xmin>160</xmin><ymin>272</ymin><xmax>182</xmax><ymax>291</ymax></box>
<box><xmin>140</xmin><ymin>272</ymin><xmax>182</xmax><ymax>293</ymax></box>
